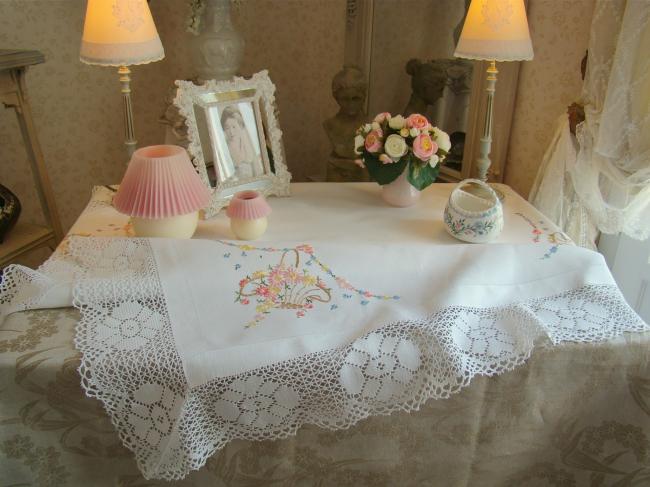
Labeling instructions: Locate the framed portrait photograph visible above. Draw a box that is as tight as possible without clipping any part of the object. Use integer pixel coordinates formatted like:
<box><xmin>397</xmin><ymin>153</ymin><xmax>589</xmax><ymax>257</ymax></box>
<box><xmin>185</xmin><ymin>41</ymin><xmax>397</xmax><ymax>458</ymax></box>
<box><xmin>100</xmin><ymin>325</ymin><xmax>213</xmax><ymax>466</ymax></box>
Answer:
<box><xmin>174</xmin><ymin>71</ymin><xmax>291</xmax><ymax>217</ymax></box>
<box><xmin>206</xmin><ymin>100</ymin><xmax>266</xmax><ymax>183</ymax></box>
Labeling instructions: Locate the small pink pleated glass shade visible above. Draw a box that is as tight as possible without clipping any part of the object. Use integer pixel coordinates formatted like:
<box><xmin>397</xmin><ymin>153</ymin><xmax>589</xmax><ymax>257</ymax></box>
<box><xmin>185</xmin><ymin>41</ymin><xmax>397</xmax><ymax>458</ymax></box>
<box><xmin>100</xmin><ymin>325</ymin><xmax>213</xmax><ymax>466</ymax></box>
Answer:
<box><xmin>226</xmin><ymin>191</ymin><xmax>272</xmax><ymax>220</ymax></box>
<box><xmin>114</xmin><ymin>145</ymin><xmax>211</xmax><ymax>219</ymax></box>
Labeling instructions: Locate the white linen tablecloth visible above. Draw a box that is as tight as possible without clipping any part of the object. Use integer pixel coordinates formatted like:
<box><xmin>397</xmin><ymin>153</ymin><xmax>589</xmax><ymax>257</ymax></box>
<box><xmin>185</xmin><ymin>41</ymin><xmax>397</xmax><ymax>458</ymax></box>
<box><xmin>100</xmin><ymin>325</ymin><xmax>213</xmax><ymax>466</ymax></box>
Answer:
<box><xmin>3</xmin><ymin>183</ymin><xmax>646</xmax><ymax>481</ymax></box>
<box><xmin>2</xmin><ymin>230</ymin><xmax>648</xmax><ymax>479</ymax></box>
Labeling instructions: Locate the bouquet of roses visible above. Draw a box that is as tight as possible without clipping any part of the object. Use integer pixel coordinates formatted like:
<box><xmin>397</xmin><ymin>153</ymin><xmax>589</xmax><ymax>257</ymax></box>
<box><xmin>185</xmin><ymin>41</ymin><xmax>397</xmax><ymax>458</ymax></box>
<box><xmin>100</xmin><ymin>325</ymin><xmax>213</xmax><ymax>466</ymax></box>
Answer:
<box><xmin>354</xmin><ymin>113</ymin><xmax>451</xmax><ymax>190</ymax></box>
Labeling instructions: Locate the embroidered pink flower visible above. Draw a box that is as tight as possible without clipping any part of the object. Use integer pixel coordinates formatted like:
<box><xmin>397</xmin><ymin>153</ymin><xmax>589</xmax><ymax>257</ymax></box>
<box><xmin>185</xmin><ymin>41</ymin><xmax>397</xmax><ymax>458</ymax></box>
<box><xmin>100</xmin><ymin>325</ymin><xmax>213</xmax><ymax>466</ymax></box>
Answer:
<box><xmin>286</xmin><ymin>268</ymin><xmax>300</xmax><ymax>283</ymax></box>
<box><xmin>363</xmin><ymin>291</ymin><xmax>372</xmax><ymax>298</ymax></box>
<box><xmin>373</xmin><ymin>112</ymin><xmax>391</xmax><ymax>123</ymax></box>
<box><xmin>296</xmin><ymin>310</ymin><xmax>305</xmax><ymax>318</ymax></box>
<box><xmin>305</xmin><ymin>303</ymin><xmax>314</xmax><ymax>309</ymax></box>
<box><xmin>336</xmin><ymin>277</ymin><xmax>354</xmax><ymax>290</ymax></box>
<box><xmin>241</xmin><ymin>298</ymin><xmax>250</xmax><ymax>305</ymax></box>
<box><xmin>256</xmin><ymin>286</ymin><xmax>270</xmax><ymax>297</ymax></box>
<box><xmin>406</xmin><ymin>113</ymin><xmax>431</xmax><ymax>131</ymax></box>
<box><xmin>412</xmin><ymin>134</ymin><xmax>438</xmax><ymax>161</ymax></box>
<box><xmin>296</xmin><ymin>244</ymin><xmax>314</xmax><ymax>254</ymax></box>
<box><xmin>239</xmin><ymin>278</ymin><xmax>249</xmax><ymax>288</ymax></box>
<box><xmin>364</xmin><ymin>130</ymin><xmax>383</xmax><ymax>153</ymax></box>
<box><xmin>269</xmin><ymin>271</ymin><xmax>283</xmax><ymax>286</ymax></box>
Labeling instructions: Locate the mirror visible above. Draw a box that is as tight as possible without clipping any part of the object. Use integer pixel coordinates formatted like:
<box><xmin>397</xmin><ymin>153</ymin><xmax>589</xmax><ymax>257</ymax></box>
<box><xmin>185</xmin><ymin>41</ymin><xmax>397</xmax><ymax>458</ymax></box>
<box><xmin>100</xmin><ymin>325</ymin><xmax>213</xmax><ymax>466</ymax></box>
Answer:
<box><xmin>174</xmin><ymin>71</ymin><xmax>291</xmax><ymax>217</ymax></box>
<box><xmin>367</xmin><ymin>1</ymin><xmax>473</xmax><ymax>180</ymax></box>
<box><xmin>345</xmin><ymin>0</ymin><xmax>521</xmax><ymax>183</ymax></box>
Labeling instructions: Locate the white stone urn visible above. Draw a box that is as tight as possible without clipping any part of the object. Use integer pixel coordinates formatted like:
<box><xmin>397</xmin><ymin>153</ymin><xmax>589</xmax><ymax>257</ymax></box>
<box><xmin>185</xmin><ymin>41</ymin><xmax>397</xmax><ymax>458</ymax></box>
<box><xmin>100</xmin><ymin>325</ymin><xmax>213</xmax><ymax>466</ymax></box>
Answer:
<box><xmin>191</xmin><ymin>0</ymin><xmax>245</xmax><ymax>82</ymax></box>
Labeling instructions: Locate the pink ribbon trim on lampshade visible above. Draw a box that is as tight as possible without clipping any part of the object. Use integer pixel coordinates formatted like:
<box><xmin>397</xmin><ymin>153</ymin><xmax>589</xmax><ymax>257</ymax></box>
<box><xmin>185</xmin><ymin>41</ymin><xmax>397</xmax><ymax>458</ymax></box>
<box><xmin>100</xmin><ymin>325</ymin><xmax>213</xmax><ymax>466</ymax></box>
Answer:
<box><xmin>114</xmin><ymin>145</ymin><xmax>211</xmax><ymax>219</ymax></box>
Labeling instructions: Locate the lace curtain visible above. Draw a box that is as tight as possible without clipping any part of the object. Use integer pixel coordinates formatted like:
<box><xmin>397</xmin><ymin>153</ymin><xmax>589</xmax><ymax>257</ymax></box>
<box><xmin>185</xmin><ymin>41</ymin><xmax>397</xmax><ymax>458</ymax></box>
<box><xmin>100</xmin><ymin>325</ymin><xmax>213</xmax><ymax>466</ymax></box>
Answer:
<box><xmin>530</xmin><ymin>0</ymin><xmax>650</xmax><ymax>246</ymax></box>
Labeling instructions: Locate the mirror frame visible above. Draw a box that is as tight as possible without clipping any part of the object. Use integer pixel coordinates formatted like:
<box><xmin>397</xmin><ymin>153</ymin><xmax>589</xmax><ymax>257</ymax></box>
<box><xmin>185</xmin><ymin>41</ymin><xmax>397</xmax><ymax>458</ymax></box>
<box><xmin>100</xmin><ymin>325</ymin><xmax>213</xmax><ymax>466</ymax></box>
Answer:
<box><xmin>344</xmin><ymin>0</ymin><xmax>521</xmax><ymax>184</ymax></box>
<box><xmin>174</xmin><ymin>71</ymin><xmax>291</xmax><ymax>217</ymax></box>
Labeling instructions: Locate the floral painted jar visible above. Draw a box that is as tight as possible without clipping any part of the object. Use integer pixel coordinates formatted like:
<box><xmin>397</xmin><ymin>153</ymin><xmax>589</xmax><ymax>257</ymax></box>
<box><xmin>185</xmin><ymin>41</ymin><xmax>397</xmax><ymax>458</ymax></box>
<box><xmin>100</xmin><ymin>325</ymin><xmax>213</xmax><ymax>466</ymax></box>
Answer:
<box><xmin>443</xmin><ymin>179</ymin><xmax>503</xmax><ymax>243</ymax></box>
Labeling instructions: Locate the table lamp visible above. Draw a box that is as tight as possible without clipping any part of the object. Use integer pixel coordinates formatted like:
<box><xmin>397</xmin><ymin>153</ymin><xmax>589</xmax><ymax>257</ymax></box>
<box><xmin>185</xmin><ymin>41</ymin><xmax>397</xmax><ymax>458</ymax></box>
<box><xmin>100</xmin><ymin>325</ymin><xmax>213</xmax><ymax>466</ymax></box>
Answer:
<box><xmin>80</xmin><ymin>0</ymin><xmax>165</xmax><ymax>160</ymax></box>
<box><xmin>113</xmin><ymin>145</ymin><xmax>211</xmax><ymax>238</ymax></box>
<box><xmin>454</xmin><ymin>0</ymin><xmax>533</xmax><ymax>195</ymax></box>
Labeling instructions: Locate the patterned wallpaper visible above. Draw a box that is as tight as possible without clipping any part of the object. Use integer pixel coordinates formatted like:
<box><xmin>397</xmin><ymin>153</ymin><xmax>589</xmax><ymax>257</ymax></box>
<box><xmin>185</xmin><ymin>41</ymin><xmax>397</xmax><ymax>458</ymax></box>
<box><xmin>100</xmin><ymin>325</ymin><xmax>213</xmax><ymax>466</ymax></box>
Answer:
<box><xmin>0</xmin><ymin>0</ymin><xmax>592</xmax><ymax>250</ymax></box>
<box><xmin>504</xmin><ymin>0</ymin><xmax>595</xmax><ymax>196</ymax></box>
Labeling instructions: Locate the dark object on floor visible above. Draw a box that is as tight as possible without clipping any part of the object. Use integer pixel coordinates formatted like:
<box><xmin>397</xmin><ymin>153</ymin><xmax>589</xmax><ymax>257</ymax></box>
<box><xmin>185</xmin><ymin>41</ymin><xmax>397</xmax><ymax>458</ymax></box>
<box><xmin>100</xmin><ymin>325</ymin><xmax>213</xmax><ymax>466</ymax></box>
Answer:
<box><xmin>0</xmin><ymin>184</ymin><xmax>21</xmax><ymax>243</ymax></box>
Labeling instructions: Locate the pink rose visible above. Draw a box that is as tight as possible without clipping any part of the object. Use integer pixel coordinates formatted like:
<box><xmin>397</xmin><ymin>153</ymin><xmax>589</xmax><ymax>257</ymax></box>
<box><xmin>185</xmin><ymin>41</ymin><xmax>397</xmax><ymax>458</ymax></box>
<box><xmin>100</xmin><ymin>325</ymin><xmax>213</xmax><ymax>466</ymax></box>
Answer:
<box><xmin>406</xmin><ymin>113</ymin><xmax>431</xmax><ymax>131</ymax></box>
<box><xmin>364</xmin><ymin>130</ymin><xmax>383</xmax><ymax>153</ymax></box>
<box><xmin>373</xmin><ymin>112</ymin><xmax>391</xmax><ymax>123</ymax></box>
<box><xmin>379</xmin><ymin>154</ymin><xmax>393</xmax><ymax>164</ymax></box>
<box><xmin>412</xmin><ymin>134</ymin><xmax>438</xmax><ymax>161</ymax></box>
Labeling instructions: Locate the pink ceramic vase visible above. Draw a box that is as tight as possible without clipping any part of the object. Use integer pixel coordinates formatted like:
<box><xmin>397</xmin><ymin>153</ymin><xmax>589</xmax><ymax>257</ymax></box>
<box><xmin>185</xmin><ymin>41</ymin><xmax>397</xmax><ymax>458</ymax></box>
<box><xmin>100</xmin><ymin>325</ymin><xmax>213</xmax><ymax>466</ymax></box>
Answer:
<box><xmin>226</xmin><ymin>191</ymin><xmax>271</xmax><ymax>240</ymax></box>
<box><xmin>381</xmin><ymin>170</ymin><xmax>421</xmax><ymax>207</ymax></box>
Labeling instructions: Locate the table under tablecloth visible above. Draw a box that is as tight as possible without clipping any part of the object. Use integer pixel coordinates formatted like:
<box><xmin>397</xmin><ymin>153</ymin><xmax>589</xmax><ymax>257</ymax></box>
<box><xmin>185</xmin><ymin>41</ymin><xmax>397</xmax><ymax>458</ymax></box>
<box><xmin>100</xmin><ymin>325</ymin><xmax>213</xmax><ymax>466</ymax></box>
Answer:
<box><xmin>2</xmin><ymin>183</ymin><xmax>649</xmax><ymax>486</ymax></box>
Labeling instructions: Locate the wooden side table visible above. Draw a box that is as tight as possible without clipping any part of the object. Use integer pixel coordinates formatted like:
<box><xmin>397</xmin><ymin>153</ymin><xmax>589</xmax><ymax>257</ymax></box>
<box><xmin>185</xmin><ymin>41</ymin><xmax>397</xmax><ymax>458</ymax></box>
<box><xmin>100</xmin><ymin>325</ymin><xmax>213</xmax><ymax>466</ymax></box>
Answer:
<box><xmin>0</xmin><ymin>49</ymin><xmax>63</xmax><ymax>267</ymax></box>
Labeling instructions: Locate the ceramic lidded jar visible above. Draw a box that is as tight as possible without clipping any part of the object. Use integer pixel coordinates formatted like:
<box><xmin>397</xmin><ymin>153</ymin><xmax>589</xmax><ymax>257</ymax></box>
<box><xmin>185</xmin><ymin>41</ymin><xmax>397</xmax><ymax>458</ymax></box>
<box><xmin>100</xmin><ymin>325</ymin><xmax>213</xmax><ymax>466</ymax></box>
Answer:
<box><xmin>226</xmin><ymin>191</ymin><xmax>271</xmax><ymax>240</ymax></box>
<box><xmin>443</xmin><ymin>179</ymin><xmax>504</xmax><ymax>243</ymax></box>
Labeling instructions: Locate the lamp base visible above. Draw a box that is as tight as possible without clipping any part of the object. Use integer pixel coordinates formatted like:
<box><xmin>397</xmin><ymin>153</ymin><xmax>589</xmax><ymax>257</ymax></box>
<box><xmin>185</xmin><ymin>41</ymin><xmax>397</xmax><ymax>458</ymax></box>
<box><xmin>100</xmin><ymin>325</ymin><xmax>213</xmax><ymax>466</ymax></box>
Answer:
<box><xmin>132</xmin><ymin>212</ymin><xmax>199</xmax><ymax>239</ymax></box>
<box><xmin>230</xmin><ymin>217</ymin><xmax>268</xmax><ymax>240</ymax></box>
<box><xmin>118</xmin><ymin>66</ymin><xmax>137</xmax><ymax>161</ymax></box>
<box><xmin>462</xmin><ymin>181</ymin><xmax>505</xmax><ymax>201</ymax></box>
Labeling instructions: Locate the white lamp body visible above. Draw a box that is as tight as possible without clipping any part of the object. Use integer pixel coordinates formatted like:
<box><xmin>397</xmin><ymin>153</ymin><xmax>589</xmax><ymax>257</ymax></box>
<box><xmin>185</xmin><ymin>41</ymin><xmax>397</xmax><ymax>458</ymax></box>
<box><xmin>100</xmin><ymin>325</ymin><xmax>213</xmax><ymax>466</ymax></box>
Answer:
<box><xmin>132</xmin><ymin>212</ymin><xmax>199</xmax><ymax>239</ymax></box>
<box><xmin>230</xmin><ymin>217</ymin><xmax>268</xmax><ymax>241</ymax></box>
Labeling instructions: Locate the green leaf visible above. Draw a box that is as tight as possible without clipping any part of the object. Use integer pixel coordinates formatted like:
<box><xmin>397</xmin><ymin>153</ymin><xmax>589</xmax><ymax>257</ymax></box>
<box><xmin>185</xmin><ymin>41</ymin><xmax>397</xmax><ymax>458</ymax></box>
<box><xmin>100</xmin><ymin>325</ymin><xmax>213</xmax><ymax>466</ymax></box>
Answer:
<box><xmin>407</xmin><ymin>157</ymin><xmax>439</xmax><ymax>190</ymax></box>
<box><xmin>363</xmin><ymin>152</ymin><xmax>407</xmax><ymax>185</ymax></box>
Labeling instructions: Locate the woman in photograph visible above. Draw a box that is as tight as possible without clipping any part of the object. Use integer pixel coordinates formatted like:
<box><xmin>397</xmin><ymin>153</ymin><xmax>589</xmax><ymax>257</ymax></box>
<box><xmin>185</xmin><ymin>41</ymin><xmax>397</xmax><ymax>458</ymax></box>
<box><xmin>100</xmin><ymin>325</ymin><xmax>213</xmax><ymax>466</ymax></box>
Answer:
<box><xmin>221</xmin><ymin>105</ymin><xmax>264</xmax><ymax>179</ymax></box>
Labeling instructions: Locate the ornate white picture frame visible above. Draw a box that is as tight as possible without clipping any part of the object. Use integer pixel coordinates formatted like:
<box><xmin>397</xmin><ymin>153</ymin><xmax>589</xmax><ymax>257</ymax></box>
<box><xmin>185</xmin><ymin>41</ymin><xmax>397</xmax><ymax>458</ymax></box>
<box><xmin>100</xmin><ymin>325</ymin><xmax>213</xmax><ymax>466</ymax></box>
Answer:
<box><xmin>174</xmin><ymin>71</ymin><xmax>291</xmax><ymax>217</ymax></box>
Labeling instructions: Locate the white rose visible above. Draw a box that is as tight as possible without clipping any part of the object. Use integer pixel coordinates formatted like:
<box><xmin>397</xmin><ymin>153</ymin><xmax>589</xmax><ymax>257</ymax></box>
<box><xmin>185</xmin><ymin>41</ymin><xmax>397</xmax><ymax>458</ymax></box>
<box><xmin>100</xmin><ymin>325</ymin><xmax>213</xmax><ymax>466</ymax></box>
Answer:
<box><xmin>409</xmin><ymin>127</ymin><xmax>419</xmax><ymax>138</ymax></box>
<box><xmin>371</xmin><ymin>121</ymin><xmax>381</xmax><ymax>131</ymax></box>
<box><xmin>363</xmin><ymin>123</ymin><xmax>373</xmax><ymax>133</ymax></box>
<box><xmin>384</xmin><ymin>134</ymin><xmax>408</xmax><ymax>161</ymax></box>
<box><xmin>389</xmin><ymin>115</ymin><xmax>405</xmax><ymax>130</ymax></box>
<box><xmin>432</xmin><ymin>127</ymin><xmax>451</xmax><ymax>152</ymax></box>
<box><xmin>354</xmin><ymin>134</ymin><xmax>365</xmax><ymax>155</ymax></box>
<box><xmin>429</xmin><ymin>154</ymin><xmax>439</xmax><ymax>168</ymax></box>
<box><xmin>399</xmin><ymin>127</ymin><xmax>410</xmax><ymax>137</ymax></box>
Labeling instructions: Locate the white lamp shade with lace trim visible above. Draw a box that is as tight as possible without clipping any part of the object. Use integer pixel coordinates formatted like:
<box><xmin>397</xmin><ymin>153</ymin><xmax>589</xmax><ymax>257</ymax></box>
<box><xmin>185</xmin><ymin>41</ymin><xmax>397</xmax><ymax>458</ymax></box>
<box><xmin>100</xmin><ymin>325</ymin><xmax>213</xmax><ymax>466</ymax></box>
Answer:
<box><xmin>80</xmin><ymin>0</ymin><xmax>164</xmax><ymax>66</ymax></box>
<box><xmin>454</xmin><ymin>0</ymin><xmax>533</xmax><ymax>61</ymax></box>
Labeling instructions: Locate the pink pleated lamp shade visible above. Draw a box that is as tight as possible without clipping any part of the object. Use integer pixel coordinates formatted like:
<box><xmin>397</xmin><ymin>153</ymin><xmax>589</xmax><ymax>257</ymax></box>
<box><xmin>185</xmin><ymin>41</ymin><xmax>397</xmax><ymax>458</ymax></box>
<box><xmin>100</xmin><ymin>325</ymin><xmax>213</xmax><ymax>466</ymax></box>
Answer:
<box><xmin>226</xmin><ymin>191</ymin><xmax>272</xmax><ymax>220</ymax></box>
<box><xmin>114</xmin><ymin>145</ymin><xmax>211</xmax><ymax>219</ymax></box>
